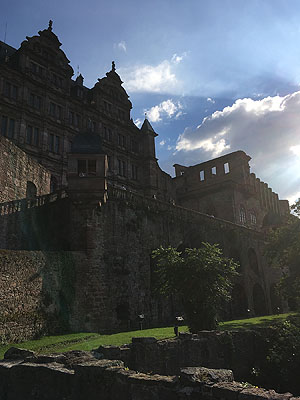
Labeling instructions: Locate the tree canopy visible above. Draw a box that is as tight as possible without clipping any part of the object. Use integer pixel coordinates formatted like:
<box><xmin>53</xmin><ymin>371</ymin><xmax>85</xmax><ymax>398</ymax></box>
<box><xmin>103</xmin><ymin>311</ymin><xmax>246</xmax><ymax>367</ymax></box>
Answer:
<box><xmin>152</xmin><ymin>243</ymin><xmax>238</xmax><ymax>332</ymax></box>
<box><xmin>265</xmin><ymin>199</ymin><xmax>300</xmax><ymax>309</ymax></box>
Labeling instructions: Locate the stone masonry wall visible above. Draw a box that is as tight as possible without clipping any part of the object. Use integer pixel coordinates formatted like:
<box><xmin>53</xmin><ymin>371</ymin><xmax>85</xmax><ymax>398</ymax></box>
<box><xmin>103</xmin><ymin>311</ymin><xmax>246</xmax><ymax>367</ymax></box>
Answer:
<box><xmin>0</xmin><ymin>188</ymin><xmax>280</xmax><ymax>341</ymax></box>
<box><xmin>98</xmin><ymin>332</ymin><xmax>266</xmax><ymax>383</ymax></box>
<box><xmin>0</xmin><ymin>250</ymin><xmax>82</xmax><ymax>343</ymax></box>
<box><xmin>68</xmin><ymin>189</ymin><xmax>277</xmax><ymax>333</ymax></box>
<box><xmin>0</xmin><ymin>136</ymin><xmax>50</xmax><ymax>203</ymax></box>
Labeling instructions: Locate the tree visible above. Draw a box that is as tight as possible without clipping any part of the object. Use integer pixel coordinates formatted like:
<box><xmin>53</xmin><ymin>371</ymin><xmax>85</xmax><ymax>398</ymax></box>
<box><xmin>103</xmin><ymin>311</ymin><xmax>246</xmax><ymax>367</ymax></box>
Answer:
<box><xmin>152</xmin><ymin>243</ymin><xmax>239</xmax><ymax>332</ymax></box>
<box><xmin>265</xmin><ymin>199</ymin><xmax>300</xmax><ymax>310</ymax></box>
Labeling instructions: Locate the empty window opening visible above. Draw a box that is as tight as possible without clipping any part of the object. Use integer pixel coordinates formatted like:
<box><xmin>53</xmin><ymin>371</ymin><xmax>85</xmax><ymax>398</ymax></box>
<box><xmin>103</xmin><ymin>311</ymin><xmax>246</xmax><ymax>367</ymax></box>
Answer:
<box><xmin>78</xmin><ymin>159</ymin><xmax>97</xmax><ymax>177</ymax></box>
<box><xmin>26</xmin><ymin>181</ymin><xmax>37</xmax><ymax>198</ymax></box>
<box><xmin>224</xmin><ymin>162</ymin><xmax>230</xmax><ymax>174</ymax></box>
<box><xmin>199</xmin><ymin>170</ymin><xmax>205</xmax><ymax>181</ymax></box>
<box><xmin>239</xmin><ymin>206</ymin><xmax>246</xmax><ymax>224</ymax></box>
<box><xmin>211</xmin><ymin>166</ymin><xmax>217</xmax><ymax>175</ymax></box>
<box><xmin>250</xmin><ymin>212</ymin><xmax>257</xmax><ymax>225</ymax></box>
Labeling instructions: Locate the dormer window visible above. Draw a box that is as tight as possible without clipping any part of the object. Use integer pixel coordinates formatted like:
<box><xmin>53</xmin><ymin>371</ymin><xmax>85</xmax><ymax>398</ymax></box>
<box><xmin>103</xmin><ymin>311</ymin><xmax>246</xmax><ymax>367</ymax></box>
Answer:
<box><xmin>78</xmin><ymin>159</ymin><xmax>96</xmax><ymax>177</ymax></box>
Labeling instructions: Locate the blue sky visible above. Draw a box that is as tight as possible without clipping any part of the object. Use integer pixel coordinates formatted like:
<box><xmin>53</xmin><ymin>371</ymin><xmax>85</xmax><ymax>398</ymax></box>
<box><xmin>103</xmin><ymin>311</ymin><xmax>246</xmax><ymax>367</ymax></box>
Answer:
<box><xmin>1</xmin><ymin>0</ymin><xmax>300</xmax><ymax>202</ymax></box>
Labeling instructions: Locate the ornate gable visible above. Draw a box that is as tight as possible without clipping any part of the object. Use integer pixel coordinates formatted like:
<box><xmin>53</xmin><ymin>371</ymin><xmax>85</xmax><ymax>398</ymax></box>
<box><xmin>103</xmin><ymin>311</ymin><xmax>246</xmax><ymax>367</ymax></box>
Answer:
<box><xmin>18</xmin><ymin>20</ymin><xmax>73</xmax><ymax>78</ymax></box>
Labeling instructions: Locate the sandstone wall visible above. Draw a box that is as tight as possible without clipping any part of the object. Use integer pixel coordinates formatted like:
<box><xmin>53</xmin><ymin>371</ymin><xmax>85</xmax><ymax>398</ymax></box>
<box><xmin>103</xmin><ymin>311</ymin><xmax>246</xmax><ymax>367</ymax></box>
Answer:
<box><xmin>0</xmin><ymin>136</ymin><xmax>50</xmax><ymax>203</ymax></box>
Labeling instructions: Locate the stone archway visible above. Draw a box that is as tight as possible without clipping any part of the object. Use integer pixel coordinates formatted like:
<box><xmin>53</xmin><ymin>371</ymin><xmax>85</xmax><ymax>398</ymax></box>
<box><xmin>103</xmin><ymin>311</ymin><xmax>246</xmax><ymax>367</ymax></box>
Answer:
<box><xmin>248</xmin><ymin>248</ymin><xmax>259</xmax><ymax>275</ymax></box>
<box><xmin>253</xmin><ymin>283</ymin><xmax>267</xmax><ymax>316</ymax></box>
<box><xmin>26</xmin><ymin>181</ymin><xmax>37</xmax><ymax>198</ymax></box>
<box><xmin>230</xmin><ymin>283</ymin><xmax>248</xmax><ymax>319</ymax></box>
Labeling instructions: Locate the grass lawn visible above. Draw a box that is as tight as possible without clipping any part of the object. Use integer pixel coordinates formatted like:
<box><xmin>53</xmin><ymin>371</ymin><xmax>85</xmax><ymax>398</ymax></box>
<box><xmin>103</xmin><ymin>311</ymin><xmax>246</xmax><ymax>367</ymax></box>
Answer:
<box><xmin>0</xmin><ymin>312</ymin><xmax>296</xmax><ymax>359</ymax></box>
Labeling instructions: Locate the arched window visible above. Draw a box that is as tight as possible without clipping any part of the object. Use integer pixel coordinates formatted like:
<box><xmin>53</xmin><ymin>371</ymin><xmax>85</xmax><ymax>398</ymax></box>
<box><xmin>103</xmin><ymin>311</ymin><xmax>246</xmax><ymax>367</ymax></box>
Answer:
<box><xmin>239</xmin><ymin>206</ymin><xmax>246</xmax><ymax>224</ymax></box>
<box><xmin>26</xmin><ymin>181</ymin><xmax>37</xmax><ymax>198</ymax></box>
<box><xmin>250</xmin><ymin>212</ymin><xmax>257</xmax><ymax>225</ymax></box>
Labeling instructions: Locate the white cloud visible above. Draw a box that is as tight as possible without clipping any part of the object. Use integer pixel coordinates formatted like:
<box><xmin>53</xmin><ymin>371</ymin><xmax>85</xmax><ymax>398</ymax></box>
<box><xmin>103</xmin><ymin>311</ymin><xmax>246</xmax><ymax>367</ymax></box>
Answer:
<box><xmin>119</xmin><ymin>55</ymin><xmax>185</xmax><ymax>94</ymax></box>
<box><xmin>174</xmin><ymin>91</ymin><xmax>300</xmax><ymax>199</ymax></box>
<box><xmin>207</xmin><ymin>97</ymin><xmax>215</xmax><ymax>104</ymax></box>
<box><xmin>160</xmin><ymin>140</ymin><xmax>166</xmax><ymax>146</ymax></box>
<box><xmin>134</xmin><ymin>118</ymin><xmax>142</xmax><ymax>128</ymax></box>
<box><xmin>146</xmin><ymin>99</ymin><xmax>183</xmax><ymax>123</ymax></box>
<box><xmin>288</xmin><ymin>191</ymin><xmax>300</xmax><ymax>206</ymax></box>
<box><xmin>290</xmin><ymin>145</ymin><xmax>300</xmax><ymax>157</ymax></box>
<box><xmin>114</xmin><ymin>41</ymin><xmax>127</xmax><ymax>52</ymax></box>
<box><xmin>171</xmin><ymin>52</ymin><xmax>187</xmax><ymax>65</ymax></box>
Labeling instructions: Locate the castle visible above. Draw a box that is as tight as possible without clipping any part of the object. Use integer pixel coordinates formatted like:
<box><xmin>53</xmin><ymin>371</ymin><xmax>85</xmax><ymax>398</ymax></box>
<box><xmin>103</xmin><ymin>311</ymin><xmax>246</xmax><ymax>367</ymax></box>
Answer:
<box><xmin>0</xmin><ymin>22</ymin><xmax>289</xmax><ymax>342</ymax></box>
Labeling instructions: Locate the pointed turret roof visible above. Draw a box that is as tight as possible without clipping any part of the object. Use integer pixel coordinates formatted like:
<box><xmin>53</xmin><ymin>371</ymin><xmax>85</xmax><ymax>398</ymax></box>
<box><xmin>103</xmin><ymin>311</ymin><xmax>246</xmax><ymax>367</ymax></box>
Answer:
<box><xmin>141</xmin><ymin>118</ymin><xmax>156</xmax><ymax>134</ymax></box>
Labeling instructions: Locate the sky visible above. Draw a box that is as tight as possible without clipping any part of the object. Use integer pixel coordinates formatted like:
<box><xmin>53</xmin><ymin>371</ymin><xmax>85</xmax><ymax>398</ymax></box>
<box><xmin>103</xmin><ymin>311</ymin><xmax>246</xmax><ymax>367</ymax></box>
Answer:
<box><xmin>1</xmin><ymin>0</ymin><xmax>300</xmax><ymax>203</ymax></box>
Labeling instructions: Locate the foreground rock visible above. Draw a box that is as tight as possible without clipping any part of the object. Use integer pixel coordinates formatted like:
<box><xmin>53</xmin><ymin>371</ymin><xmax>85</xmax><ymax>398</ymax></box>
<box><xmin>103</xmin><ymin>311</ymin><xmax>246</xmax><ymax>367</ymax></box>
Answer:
<box><xmin>0</xmin><ymin>347</ymin><xmax>298</xmax><ymax>400</ymax></box>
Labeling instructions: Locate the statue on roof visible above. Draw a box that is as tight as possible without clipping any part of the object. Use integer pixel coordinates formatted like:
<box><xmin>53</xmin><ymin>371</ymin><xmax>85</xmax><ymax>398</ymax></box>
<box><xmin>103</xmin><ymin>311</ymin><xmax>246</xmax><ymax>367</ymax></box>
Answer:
<box><xmin>112</xmin><ymin>61</ymin><xmax>116</xmax><ymax>71</ymax></box>
<box><xmin>48</xmin><ymin>20</ymin><xmax>53</xmax><ymax>32</ymax></box>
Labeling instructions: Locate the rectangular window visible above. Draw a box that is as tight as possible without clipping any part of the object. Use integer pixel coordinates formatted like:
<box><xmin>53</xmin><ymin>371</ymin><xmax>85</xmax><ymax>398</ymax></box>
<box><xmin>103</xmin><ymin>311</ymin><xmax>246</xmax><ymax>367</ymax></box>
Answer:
<box><xmin>50</xmin><ymin>102</ymin><xmax>56</xmax><ymax>117</ymax></box>
<box><xmin>118</xmin><ymin>134</ymin><xmax>126</xmax><ymax>148</ymax></box>
<box><xmin>49</xmin><ymin>134</ymin><xmax>54</xmax><ymax>152</ymax></box>
<box><xmin>57</xmin><ymin>106</ymin><xmax>62</xmax><ymax>120</ymax></box>
<box><xmin>200</xmin><ymin>170</ymin><xmax>205</xmax><ymax>181</ymax></box>
<box><xmin>33</xmin><ymin>127</ymin><xmax>39</xmax><ymax>146</ymax></box>
<box><xmin>4</xmin><ymin>82</ymin><xmax>18</xmax><ymax>100</ymax></box>
<box><xmin>7</xmin><ymin>119</ymin><xmax>15</xmax><ymax>138</ymax></box>
<box><xmin>69</xmin><ymin>111</ymin><xmax>74</xmax><ymax>125</ymax></box>
<box><xmin>26</xmin><ymin>125</ymin><xmax>39</xmax><ymax>146</ymax></box>
<box><xmin>4</xmin><ymin>82</ymin><xmax>11</xmax><ymax>97</ymax></box>
<box><xmin>78</xmin><ymin>160</ymin><xmax>86</xmax><ymax>176</ymax></box>
<box><xmin>118</xmin><ymin>159</ymin><xmax>126</xmax><ymax>176</ymax></box>
<box><xmin>224</xmin><ymin>162</ymin><xmax>230</xmax><ymax>174</ymax></box>
<box><xmin>211</xmin><ymin>166</ymin><xmax>217</xmax><ymax>176</ymax></box>
<box><xmin>26</xmin><ymin>126</ymin><xmax>33</xmax><ymax>144</ymax></box>
<box><xmin>54</xmin><ymin>136</ymin><xmax>60</xmax><ymax>153</ymax></box>
<box><xmin>1</xmin><ymin>116</ymin><xmax>8</xmax><ymax>136</ymax></box>
<box><xmin>50</xmin><ymin>102</ymin><xmax>62</xmax><ymax>119</ymax></box>
<box><xmin>29</xmin><ymin>93</ymin><xmax>35</xmax><ymax>107</ymax></box>
<box><xmin>78</xmin><ymin>159</ymin><xmax>97</xmax><ymax>176</ymax></box>
<box><xmin>11</xmin><ymin>85</ymin><xmax>18</xmax><ymax>100</ymax></box>
<box><xmin>36</xmin><ymin>96</ymin><xmax>42</xmax><ymax>110</ymax></box>
<box><xmin>103</xmin><ymin>126</ymin><xmax>112</xmax><ymax>141</ymax></box>
<box><xmin>88</xmin><ymin>160</ymin><xmax>96</xmax><ymax>175</ymax></box>
<box><xmin>131</xmin><ymin>164</ymin><xmax>138</xmax><ymax>180</ymax></box>
<box><xmin>107</xmin><ymin>155</ymin><xmax>112</xmax><ymax>170</ymax></box>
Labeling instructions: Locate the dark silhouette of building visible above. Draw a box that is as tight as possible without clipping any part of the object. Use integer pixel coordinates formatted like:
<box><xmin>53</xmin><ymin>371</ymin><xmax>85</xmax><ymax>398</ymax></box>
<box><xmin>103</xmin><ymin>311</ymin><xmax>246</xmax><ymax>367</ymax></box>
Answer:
<box><xmin>0</xmin><ymin>22</ymin><xmax>289</xmax><ymax>341</ymax></box>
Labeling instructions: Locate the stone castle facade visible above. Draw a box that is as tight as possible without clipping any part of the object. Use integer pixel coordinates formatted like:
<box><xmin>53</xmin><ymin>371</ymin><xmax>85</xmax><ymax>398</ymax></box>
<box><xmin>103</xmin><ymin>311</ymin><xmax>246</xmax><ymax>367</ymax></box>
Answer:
<box><xmin>0</xmin><ymin>22</ymin><xmax>289</xmax><ymax>342</ymax></box>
